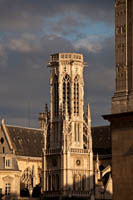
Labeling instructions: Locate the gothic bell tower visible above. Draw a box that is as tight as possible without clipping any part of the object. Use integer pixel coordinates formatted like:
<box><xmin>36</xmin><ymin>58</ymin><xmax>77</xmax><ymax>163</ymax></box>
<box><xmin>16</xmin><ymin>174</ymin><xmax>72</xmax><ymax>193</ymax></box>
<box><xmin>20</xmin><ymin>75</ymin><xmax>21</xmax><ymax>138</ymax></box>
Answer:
<box><xmin>112</xmin><ymin>0</ymin><xmax>133</xmax><ymax>113</ymax></box>
<box><xmin>49</xmin><ymin>53</ymin><xmax>84</xmax><ymax>149</ymax></box>
<box><xmin>41</xmin><ymin>53</ymin><xmax>94</xmax><ymax>200</ymax></box>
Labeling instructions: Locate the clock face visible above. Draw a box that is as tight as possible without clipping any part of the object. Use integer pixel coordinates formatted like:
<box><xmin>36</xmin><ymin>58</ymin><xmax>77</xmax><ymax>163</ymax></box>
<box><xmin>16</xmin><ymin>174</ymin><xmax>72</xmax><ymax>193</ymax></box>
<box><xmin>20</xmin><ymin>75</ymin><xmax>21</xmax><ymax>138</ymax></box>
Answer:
<box><xmin>76</xmin><ymin>160</ymin><xmax>81</xmax><ymax>166</ymax></box>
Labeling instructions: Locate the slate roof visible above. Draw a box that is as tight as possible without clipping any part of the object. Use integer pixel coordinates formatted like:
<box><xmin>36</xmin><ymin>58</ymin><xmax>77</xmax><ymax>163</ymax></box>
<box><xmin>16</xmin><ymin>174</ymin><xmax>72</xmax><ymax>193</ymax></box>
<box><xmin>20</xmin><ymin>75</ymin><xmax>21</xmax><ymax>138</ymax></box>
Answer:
<box><xmin>91</xmin><ymin>126</ymin><xmax>111</xmax><ymax>156</ymax></box>
<box><xmin>5</xmin><ymin>125</ymin><xmax>111</xmax><ymax>158</ymax></box>
<box><xmin>6</xmin><ymin>125</ymin><xmax>44</xmax><ymax>157</ymax></box>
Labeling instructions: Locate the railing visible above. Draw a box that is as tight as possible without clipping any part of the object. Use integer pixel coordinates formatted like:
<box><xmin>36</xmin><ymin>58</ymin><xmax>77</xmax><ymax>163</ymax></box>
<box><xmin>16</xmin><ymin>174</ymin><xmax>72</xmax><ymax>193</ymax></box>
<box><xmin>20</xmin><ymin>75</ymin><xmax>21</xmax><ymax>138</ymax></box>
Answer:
<box><xmin>43</xmin><ymin>190</ymin><xmax>91</xmax><ymax>197</ymax></box>
<box><xmin>46</xmin><ymin>148</ymin><xmax>61</xmax><ymax>154</ymax></box>
<box><xmin>71</xmin><ymin>148</ymin><xmax>89</xmax><ymax>154</ymax></box>
<box><xmin>72</xmin><ymin>190</ymin><xmax>90</xmax><ymax>196</ymax></box>
<box><xmin>43</xmin><ymin>191</ymin><xmax>60</xmax><ymax>196</ymax></box>
<box><xmin>45</xmin><ymin>148</ymin><xmax>89</xmax><ymax>154</ymax></box>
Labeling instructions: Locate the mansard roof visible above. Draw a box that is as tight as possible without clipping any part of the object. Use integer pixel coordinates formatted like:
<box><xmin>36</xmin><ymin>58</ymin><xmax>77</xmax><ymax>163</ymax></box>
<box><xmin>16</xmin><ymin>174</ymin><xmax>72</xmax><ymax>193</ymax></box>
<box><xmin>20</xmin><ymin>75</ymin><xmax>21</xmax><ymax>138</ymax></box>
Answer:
<box><xmin>91</xmin><ymin>125</ymin><xmax>111</xmax><ymax>156</ymax></box>
<box><xmin>5</xmin><ymin>125</ymin><xmax>44</xmax><ymax>157</ymax></box>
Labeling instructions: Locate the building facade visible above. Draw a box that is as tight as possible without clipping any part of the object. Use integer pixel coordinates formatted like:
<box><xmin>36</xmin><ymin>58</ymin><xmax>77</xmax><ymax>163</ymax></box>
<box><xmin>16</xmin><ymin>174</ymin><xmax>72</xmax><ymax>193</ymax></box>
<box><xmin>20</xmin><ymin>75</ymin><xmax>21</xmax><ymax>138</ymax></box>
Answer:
<box><xmin>41</xmin><ymin>53</ymin><xmax>94</xmax><ymax>200</ymax></box>
<box><xmin>103</xmin><ymin>1</ymin><xmax>133</xmax><ymax>200</ymax></box>
<box><xmin>0</xmin><ymin>119</ymin><xmax>43</xmax><ymax>197</ymax></box>
<box><xmin>112</xmin><ymin>0</ymin><xmax>133</xmax><ymax>113</ymax></box>
<box><xmin>0</xmin><ymin>53</ymin><xmax>113</xmax><ymax>199</ymax></box>
<box><xmin>0</xmin><ymin>121</ymin><xmax>112</xmax><ymax>199</ymax></box>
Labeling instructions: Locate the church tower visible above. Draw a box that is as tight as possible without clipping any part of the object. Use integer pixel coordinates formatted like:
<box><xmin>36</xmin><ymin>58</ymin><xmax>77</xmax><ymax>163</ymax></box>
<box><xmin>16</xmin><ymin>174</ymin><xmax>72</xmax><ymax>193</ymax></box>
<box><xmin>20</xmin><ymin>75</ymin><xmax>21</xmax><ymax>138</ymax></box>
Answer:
<box><xmin>41</xmin><ymin>53</ymin><xmax>94</xmax><ymax>200</ymax></box>
<box><xmin>103</xmin><ymin>1</ymin><xmax>133</xmax><ymax>200</ymax></box>
<box><xmin>112</xmin><ymin>0</ymin><xmax>133</xmax><ymax>113</ymax></box>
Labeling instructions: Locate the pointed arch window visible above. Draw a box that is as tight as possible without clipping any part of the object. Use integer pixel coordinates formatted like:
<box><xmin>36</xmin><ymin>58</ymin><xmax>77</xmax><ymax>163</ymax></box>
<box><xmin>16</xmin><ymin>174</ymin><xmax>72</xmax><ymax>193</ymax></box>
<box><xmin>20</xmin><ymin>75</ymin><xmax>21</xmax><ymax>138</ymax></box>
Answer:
<box><xmin>48</xmin><ymin>175</ymin><xmax>51</xmax><ymax>191</ymax></box>
<box><xmin>74</xmin><ymin>174</ymin><xmax>81</xmax><ymax>191</ymax></box>
<box><xmin>74</xmin><ymin>76</ymin><xmax>79</xmax><ymax>115</ymax></box>
<box><xmin>53</xmin><ymin>75</ymin><xmax>59</xmax><ymax>117</ymax></box>
<box><xmin>56</xmin><ymin>174</ymin><xmax>60</xmax><ymax>190</ymax></box>
<box><xmin>53</xmin><ymin>123</ymin><xmax>58</xmax><ymax>143</ymax></box>
<box><xmin>82</xmin><ymin>175</ymin><xmax>86</xmax><ymax>191</ymax></box>
<box><xmin>73</xmin><ymin>175</ymin><xmax>76</xmax><ymax>190</ymax></box>
<box><xmin>74</xmin><ymin>122</ymin><xmax>80</xmax><ymax>142</ymax></box>
<box><xmin>52</xmin><ymin>175</ymin><xmax>55</xmax><ymax>191</ymax></box>
<box><xmin>62</xmin><ymin>74</ymin><xmax>71</xmax><ymax>115</ymax></box>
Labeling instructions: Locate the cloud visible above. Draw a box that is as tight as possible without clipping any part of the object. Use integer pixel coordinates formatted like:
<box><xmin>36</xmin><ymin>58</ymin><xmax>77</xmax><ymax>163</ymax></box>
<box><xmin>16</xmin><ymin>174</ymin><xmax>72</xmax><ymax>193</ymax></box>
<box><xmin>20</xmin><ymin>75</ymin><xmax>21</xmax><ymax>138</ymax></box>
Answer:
<box><xmin>0</xmin><ymin>0</ymin><xmax>115</xmax><ymax>128</ymax></box>
<box><xmin>74</xmin><ymin>35</ymin><xmax>104</xmax><ymax>53</ymax></box>
<box><xmin>0</xmin><ymin>31</ymin><xmax>115</xmax><ymax>127</ymax></box>
<box><xmin>0</xmin><ymin>34</ymin><xmax>74</xmax><ymax>126</ymax></box>
<box><xmin>0</xmin><ymin>0</ymin><xmax>114</xmax><ymax>32</ymax></box>
<box><xmin>82</xmin><ymin>36</ymin><xmax>115</xmax><ymax>125</ymax></box>
<box><xmin>0</xmin><ymin>44</ymin><xmax>8</xmax><ymax>67</ymax></box>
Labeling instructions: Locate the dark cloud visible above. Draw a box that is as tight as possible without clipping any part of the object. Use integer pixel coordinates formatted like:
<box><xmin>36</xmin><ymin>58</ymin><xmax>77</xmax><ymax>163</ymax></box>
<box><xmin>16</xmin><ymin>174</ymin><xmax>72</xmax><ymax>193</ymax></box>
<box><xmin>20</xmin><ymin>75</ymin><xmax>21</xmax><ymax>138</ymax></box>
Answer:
<box><xmin>0</xmin><ymin>0</ymin><xmax>114</xmax><ymax>32</ymax></box>
<box><xmin>0</xmin><ymin>34</ymin><xmax>75</xmax><ymax>126</ymax></box>
<box><xmin>0</xmin><ymin>32</ymin><xmax>115</xmax><ymax>127</ymax></box>
<box><xmin>81</xmin><ymin>36</ymin><xmax>115</xmax><ymax>126</ymax></box>
<box><xmin>0</xmin><ymin>0</ymin><xmax>115</xmax><ymax>127</ymax></box>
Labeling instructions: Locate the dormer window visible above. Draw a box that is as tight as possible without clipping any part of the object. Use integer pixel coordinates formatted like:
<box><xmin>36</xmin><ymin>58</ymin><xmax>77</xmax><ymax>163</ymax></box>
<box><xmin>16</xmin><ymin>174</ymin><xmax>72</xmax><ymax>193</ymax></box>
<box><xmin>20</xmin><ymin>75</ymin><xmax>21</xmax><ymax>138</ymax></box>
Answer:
<box><xmin>5</xmin><ymin>158</ymin><xmax>11</xmax><ymax>168</ymax></box>
<box><xmin>6</xmin><ymin>160</ymin><xmax>10</xmax><ymax>167</ymax></box>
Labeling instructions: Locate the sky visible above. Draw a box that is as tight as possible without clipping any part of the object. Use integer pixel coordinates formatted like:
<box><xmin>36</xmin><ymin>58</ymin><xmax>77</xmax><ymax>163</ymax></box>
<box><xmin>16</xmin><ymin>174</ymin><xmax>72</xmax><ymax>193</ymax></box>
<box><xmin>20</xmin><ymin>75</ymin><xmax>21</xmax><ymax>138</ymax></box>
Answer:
<box><xmin>0</xmin><ymin>0</ymin><xmax>115</xmax><ymax>128</ymax></box>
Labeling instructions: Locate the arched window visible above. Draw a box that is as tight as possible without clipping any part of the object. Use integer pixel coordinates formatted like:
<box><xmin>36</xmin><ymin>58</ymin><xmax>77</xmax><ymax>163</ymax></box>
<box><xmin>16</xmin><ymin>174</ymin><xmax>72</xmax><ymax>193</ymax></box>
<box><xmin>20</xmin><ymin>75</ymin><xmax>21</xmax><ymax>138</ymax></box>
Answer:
<box><xmin>74</xmin><ymin>76</ymin><xmax>79</xmax><ymax>115</ymax></box>
<box><xmin>74</xmin><ymin>122</ymin><xmax>80</xmax><ymax>142</ymax></box>
<box><xmin>21</xmin><ymin>167</ymin><xmax>32</xmax><ymax>190</ymax></box>
<box><xmin>48</xmin><ymin>175</ymin><xmax>51</xmax><ymax>191</ymax></box>
<box><xmin>62</xmin><ymin>75</ymin><xmax>71</xmax><ymax>115</ymax></box>
<box><xmin>73</xmin><ymin>175</ymin><xmax>76</xmax><ymax>190</ymax></box>
<box><xmin>52</xmin><ymin>175</ymin><xmax>55</xmax><ymax>191</ymax></box>
<box><xmin>77</xmin><ymin>175</ymin><xmax>81</xmax><ymax>190</ymax></box>
<box><xmin>53</xmin><ymin>75</ymin><xmax>59</xmax><ymax>116</ymax></box>
<box><xmin>53</xmin><ymin>123</ymin><xmax>59</xmax><ymax>143</ymax></box>
<box><xmin>74</xmin><ymin>174</ymin><xmax>81</xmax><ymax>191</ymax></box>
<box><xmin>56</xmin><ymin>174</ymin><xmax>60</xmax><ymax>190</ymax></box>
<box><xmin>46</xmin><ymin>174</ymin><xmax>48</xmax><ymax>191</ymax></box>
<box><xmin>82</xmin><ymin>175</ymin><xmax>86</xmax><ymax>191</ymax></box>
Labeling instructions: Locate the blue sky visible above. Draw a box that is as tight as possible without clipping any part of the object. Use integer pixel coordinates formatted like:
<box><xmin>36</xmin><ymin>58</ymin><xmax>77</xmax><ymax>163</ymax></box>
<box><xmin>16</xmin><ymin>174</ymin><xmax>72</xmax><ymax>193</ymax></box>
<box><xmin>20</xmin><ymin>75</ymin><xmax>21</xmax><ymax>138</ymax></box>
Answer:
<box><xmin>0</xmin><ymin>0</ymin><xmax>115</xmax><ymax>127</ymax></box>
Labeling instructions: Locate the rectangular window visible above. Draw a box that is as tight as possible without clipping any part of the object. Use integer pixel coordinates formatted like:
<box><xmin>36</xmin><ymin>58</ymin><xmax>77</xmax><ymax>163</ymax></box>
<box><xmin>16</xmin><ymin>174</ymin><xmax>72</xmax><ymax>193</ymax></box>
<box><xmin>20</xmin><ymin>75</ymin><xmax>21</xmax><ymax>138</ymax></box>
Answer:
<box><xmin>5</xmin><ymin>183</ymin><xmax>11</xmax><ymax>195</ymax></box>
<box><xmin>5</xmin><ymin>159</ymin><xmax>10</xmax><ymax>167</ymax></box>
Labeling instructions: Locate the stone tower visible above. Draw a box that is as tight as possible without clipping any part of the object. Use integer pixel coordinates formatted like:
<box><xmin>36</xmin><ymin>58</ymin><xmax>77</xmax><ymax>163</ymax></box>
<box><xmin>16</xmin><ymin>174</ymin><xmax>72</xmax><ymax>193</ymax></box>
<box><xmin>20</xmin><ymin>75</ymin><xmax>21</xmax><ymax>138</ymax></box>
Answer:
<box><xmin>112</xmin><ymin>0</ymin><xmax>133</xmax><ymax>113</ymax></box>
<box><xmin>103</xmin><ymin>1</ymin><xmax>133</xmax><ymax>200</ymax></box>
<box><xmin>41</xmin><ymin>53</ymin><xmax>94</xmax><ymax>200</ymax></box>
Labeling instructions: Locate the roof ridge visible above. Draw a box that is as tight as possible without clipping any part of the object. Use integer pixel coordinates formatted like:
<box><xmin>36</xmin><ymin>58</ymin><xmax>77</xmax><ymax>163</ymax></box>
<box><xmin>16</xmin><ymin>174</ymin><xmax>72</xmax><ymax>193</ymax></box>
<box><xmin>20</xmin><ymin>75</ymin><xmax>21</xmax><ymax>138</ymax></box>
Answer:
<box><xmin>5</xmin><ymin>124</ymin><xmax>43</xmax><ymax>131</ymax></box>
